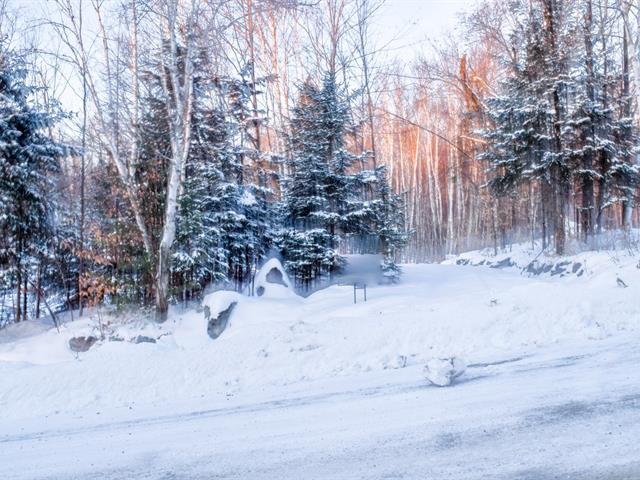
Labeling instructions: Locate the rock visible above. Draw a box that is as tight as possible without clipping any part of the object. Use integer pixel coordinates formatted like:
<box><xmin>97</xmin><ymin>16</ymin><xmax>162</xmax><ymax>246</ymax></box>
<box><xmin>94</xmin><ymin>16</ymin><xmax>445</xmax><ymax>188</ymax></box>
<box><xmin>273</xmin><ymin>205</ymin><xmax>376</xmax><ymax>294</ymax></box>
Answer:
<box><xmin>526</xmin><ymin>260</ymin><xmax>583</xmax><ymax>278</ymax></box>
<box><xmin>490</xmin><ymin>258</ymin><xmax>514</xmax><ymax>269</ymax></box>
<box><xmin>551</xmin><ymin>261</ymin><xmax>571</xmax><ymax>276</ymax></box>
<box><xmin>69</xmin><ymin>336</ymin><xmax>98</xmax><ymax>353</ymax></box>
<box><xmin>424</xmin><ymin>357</ymin><xmax>466</xmax><ymax>387</ymax></box>
<box><xmin>265</xmin><ymin>267</ymin><xmax>288</xmax><ymax>287</ymax></box>
<box><xmin>525</xmin><ymin>261</ymin><xmax>543</xmax><ymax>275</ymax></box>
<box><xmin>132</xmin><ymin>335</ymin><xmax>156</xmax><ymax>344</ymax></box>
<box><xmin>206</xmin><ymin>301</ymin><xmax>237</xmax><ymax>339</ymax></box>
<box><xmin>202</xmin><ymin>291</ymin><xmax>243</xmax><ymax>339</ymax></box>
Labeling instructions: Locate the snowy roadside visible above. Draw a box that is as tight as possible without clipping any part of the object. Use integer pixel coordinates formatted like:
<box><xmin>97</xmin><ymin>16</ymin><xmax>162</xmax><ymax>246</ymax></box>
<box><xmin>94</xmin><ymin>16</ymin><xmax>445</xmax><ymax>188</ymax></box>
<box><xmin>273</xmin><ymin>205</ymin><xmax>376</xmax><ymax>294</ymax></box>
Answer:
<box><xmin>1</xmin><ymin>249</ymin><xmax>640</xmax><ymax>425</ymax></box>
<box><xmin>1</xmin><ymin>331</ymin><xmax>639</xmax><ymax>480</ymax></box>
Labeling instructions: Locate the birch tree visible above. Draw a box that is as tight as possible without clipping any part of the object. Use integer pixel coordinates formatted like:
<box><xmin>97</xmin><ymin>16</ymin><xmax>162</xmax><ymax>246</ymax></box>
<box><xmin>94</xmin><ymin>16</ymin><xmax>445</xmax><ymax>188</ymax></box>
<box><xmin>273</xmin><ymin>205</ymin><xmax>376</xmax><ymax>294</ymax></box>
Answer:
<box><xmin>154</xmin><ymin>0</ymin><xmax>199</xmax><ymax>320</ymax></box>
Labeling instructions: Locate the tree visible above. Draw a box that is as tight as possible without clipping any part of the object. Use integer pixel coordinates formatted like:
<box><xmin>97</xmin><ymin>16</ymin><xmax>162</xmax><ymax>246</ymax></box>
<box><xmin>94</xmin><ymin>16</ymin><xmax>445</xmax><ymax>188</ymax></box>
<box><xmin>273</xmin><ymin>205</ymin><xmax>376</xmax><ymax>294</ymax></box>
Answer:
<box><xmin>0</xmin><ymin>45</ymin><xmax>66</xmax><ymax>323</ymax></box>
<box><xmin>482</xmin><ymin>0</ymin><xmax>581</xmax><ymax>254</ymax></box>
<box><xmin>281</xmin><ymin>72</ymin><xmax>405</xmax><ymax>287</ymax></box>
<box><xmin>173</xmin><ymin>66</ymin><xmax>276</xmax><ymax>298</ymax></box>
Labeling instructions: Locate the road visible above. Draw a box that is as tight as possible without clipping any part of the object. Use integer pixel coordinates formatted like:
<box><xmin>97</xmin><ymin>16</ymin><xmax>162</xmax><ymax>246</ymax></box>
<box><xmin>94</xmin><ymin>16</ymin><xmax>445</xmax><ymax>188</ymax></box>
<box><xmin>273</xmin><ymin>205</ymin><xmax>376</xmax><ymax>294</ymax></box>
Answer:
<box><xmin>2</xmin><ymin>333</ymin><xmax>639</xmax><ymax>480</ymax></box>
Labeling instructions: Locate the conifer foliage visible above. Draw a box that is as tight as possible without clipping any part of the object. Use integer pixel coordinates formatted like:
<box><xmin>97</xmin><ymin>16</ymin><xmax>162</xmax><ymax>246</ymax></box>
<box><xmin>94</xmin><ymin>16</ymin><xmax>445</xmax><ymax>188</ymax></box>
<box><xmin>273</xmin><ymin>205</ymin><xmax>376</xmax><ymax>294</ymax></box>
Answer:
<box><xmin>481</xmin><ymin>0</ymin><xmax>639</xmax><ymax>254</ymax></box>
<box><xmin>280</xmin><ymin>73</ymin><xmax>406</xmax><ymax>288</ymax></box>
<box><xmin>0</xmin><ymin>46</ymin><xmax>67</xmax><ymax>325</ymax></box>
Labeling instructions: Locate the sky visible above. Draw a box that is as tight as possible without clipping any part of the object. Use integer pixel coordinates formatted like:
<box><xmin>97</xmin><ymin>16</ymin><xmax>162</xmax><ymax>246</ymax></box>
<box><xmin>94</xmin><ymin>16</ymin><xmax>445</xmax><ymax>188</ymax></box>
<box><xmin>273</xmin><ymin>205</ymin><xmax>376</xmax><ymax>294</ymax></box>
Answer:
<box><xmin>17</xmin><ymin>0</ymin><xmax>480</xmax><ymax>57</ymax></box>
<box><xmin>375</xmin><ymin>0</ymin><xmax>480</xmax><ymax>60</ymax></box>
<box><xmin>13</xmin><ymin>0</ymin><xmax>481</xmax><ymax>116</ymax></box>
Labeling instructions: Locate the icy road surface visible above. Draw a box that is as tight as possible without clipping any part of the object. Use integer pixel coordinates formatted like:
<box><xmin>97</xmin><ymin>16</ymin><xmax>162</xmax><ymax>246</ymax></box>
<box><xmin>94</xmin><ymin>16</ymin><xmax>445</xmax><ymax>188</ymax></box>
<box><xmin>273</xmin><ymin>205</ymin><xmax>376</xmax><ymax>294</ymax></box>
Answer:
<box><xmin>2</xmin><ymin>333</ymin><xmax>639</xmax><ymax>480</ymax></box>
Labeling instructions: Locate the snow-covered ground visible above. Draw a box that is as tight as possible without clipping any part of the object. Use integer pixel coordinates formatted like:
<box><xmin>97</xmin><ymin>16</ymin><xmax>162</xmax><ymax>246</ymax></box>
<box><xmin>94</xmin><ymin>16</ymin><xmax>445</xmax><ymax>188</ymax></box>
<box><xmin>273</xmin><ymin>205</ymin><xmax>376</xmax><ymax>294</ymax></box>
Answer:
<box><xmin>1</xmin><ymin>247</ymin><xmax>640</xmax><ymax>479</ymax></box>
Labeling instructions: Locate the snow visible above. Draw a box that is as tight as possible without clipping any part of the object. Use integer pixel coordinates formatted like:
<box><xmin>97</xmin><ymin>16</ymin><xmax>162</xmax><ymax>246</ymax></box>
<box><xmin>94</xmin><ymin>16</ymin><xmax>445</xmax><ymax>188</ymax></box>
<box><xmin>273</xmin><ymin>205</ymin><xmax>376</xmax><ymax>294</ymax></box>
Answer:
<box><xmin>423</xmin><ymin>357</ymin><xmax>467</xmax><ymax>386</ymax></box>
<box><xmin>1</xmin><ymin>247</ymin><xmax>640</xmax><ymax>478</ymax></box>
<box><xmin>239</xmin><ymin>189</ymin><xmax>257</xmax><ymax>206</ymax></box>
<box><xmin>1</xmin><ymin>334</ymin><xmax>639</xmax><ymax>479</ymax></box>
<box><xmin>250</xmin><ymin>257</ymin><xmax>297</xmax><ymax>299</ymax></box>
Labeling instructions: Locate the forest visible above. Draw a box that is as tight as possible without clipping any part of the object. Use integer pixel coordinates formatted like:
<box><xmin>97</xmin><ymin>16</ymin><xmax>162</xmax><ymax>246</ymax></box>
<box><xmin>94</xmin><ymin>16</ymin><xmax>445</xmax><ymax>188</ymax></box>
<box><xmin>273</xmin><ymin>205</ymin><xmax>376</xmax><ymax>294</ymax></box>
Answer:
<box><xmin>1</xmin><ymin>0</ymin><xmax>639</xmax><ymax>326</ymax></box>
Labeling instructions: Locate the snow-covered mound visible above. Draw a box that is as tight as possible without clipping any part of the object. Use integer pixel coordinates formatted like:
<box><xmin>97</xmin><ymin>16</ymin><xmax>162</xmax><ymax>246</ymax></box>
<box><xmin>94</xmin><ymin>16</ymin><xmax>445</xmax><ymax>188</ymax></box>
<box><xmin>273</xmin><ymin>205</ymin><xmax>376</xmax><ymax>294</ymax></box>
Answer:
<box><xmin>202</xmin><ymin>290</ymin><xmax>243</xmax><ymax>339</ymax></box>
<box><xmin>423</xmin><ymin>357</ymin><xmax>467</xmax><ymax>387</ymax></box>
<box><xmin>445</xmin><ymin>242</ymin><xmax>592</xmax><ymax>278</ymax></box>
<box><xmin>251</xmin><ymin>258</ymin><xmax>297</xmax><ymax>299</ymax></box>
<box><xmin>1</xmin><ymin>248</ymin><xmax>640</xmax><ymax>422</ymax></box>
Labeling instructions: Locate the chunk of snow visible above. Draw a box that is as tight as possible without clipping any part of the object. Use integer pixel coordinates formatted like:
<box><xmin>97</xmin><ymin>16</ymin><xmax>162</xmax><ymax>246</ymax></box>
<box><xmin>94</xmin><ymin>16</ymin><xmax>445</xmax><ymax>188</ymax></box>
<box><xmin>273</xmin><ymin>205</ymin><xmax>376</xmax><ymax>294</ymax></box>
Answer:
<box><xmin>423</xmin><ymin>357</ymin><xmax>467</xmax><ymax>387</ymax></box>
<box><xmin>239</xmin><ymin>190</ymin><xmax>257</xmax><ymax>206</ymax></box>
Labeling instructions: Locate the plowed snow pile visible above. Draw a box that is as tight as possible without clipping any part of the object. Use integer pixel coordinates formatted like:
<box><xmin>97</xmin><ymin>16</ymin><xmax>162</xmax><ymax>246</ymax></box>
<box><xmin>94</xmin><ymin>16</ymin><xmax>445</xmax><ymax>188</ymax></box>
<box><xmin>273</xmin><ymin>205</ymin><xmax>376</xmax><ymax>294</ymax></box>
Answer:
<box><xmin>1</xmin><ymin>247</ymin><xmax>639</xmax><ymax>421</ymax></box>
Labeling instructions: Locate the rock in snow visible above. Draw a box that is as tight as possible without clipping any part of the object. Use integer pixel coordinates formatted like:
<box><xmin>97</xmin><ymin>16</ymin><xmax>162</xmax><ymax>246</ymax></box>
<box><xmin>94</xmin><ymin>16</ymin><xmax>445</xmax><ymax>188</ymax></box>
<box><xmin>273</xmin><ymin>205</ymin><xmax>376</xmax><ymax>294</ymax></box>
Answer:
<box><xmin>132</xmin><ymin>335</ymin><xmax>156</xmax><ymax>344</ymax></box>
<box><xmin>423</xmin><ymin>357</ymin><xmax>467</xmax><ymax>387</ymax></box>
<box><xmin>201</xmin><ymin>290</ymin><xmax>243</xmax><ymax>340</ymax></box>
<box><xmin>68</xmin><ymin>336</ymin><xmax>98</xmax><ymax>353</ymax></box>
<box><xmin>206</xmin><ymin>301</ymin><xmax>237</xmax><ymax>340</ymax></box>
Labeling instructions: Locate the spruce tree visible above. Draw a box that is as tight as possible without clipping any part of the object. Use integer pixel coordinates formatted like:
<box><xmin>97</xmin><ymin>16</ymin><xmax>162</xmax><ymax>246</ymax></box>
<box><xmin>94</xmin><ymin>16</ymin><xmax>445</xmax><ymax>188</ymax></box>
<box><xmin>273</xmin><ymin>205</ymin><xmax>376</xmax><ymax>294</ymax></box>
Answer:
<box><xmin>174</xmin><ymin>65</ymin><xmax>275</xmax><ymax>296</ymax></box>
<box><xmin>281</xmin><ymin>72</ymin><xmax>406</xmax><ymax>288</ymax></box>
<box><xmin>0</xmin><ymin>47</ymin><xmax>66</xmax><ymax>323</ymax></box>
<box><xmin>280</xmin><ymin>74</ymin><xmax>351</xmax><ymax>288</ymax></box>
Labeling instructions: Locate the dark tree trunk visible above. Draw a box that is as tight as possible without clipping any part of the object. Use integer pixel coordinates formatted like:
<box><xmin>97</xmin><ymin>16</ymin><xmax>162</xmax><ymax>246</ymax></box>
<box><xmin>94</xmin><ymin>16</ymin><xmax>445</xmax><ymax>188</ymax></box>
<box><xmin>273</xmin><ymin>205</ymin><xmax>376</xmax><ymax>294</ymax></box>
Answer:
<box><xmin>581</xmin><ymin>0</ymin><xmax>595</xmax><ymax>241</ymax></box>
<box><xmin>23</xmin><ymin>275</ymin><xmax>28</xmax><ymax>321</ymax></box>
<box><xmin>543</xmin><ymin>0</ymin><xmax>566</xmax><ymax>255</ymax></box>
<box><xmin>35</xmin><ymin>263</ymin><xmax>42</xmax><ymax>319</ymax></box>
<box><xmin>16</xmin><ymin>266</ymin><xmax>21</xmax><ymax>322</ymax></box>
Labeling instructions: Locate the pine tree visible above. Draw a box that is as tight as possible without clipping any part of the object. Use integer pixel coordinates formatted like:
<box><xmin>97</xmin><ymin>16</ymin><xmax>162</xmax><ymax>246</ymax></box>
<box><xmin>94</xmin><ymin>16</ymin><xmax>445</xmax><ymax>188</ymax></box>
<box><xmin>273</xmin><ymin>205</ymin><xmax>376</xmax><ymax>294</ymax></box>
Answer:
<box><xmin>222</xmin><ymin>65</ymin><xmax>275</xmax><ymax>288</ymax></box>
<box><xmin>0</xmin><ymin>46</ymin><xmax>66</xmax><ymax>324</ymax></box>
<box><xmin>370</xmin><ymin>166</ymin><xmax>408</xmax><ymax>282</ymax></box>
<box><xmin>173</xmin><ymin>65</ymin><xmax>276</xmax><ymax>297</ymax></box>
<box><xmin>280</xmin><ymin>72</ymin><xmax>406</xmax><ymax>288</ymax></box>
<box><xmin>280</xmin><ymin>74</ymin><xmax>352</xmax><ymax>288</ymax></box>
<box><xmin>482</xmin><ymin>0</ymin><xmax>639</xmax><ymax>253</ymax></box>
<box><xmin>481</xmin><ymin>0</ymin><xmax>580</xmax><ymax>254</ymax></box>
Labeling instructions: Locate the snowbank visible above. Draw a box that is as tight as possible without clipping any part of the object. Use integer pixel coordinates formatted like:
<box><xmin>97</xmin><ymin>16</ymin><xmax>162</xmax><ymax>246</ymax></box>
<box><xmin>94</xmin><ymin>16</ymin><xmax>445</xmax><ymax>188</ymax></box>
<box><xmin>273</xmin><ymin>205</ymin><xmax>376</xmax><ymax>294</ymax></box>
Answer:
<box><xmin>1</xmin><ymin>248</ymin><xmax>640</xmax><ymax>421</ymax></box>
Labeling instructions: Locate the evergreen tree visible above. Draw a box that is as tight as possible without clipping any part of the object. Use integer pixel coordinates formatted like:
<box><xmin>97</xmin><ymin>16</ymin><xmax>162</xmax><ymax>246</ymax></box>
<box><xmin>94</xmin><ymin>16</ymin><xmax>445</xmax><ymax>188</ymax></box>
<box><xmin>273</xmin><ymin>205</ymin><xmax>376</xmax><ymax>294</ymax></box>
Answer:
<box><xmin>369</xmin><ymin>166</ymin><xmax>408</xmax><ymax>282</ymax></box>
<box><xmin>173</xmin><ymin>65</ymin><xmax>275</xmax><ymax>297</ymax></box>
<box><xmin>280</xmin><ymin>74</ymin><xmax>351</xmax><ymax>288</ymax></box>
<box><xmin>480</xmin><ymin>0</ymin><xmax>573</xmax><ymax>254</ymax></box>
<box><xmin>480</xmin><ymin>0</ymin><xmax>638</xmax><ymax>253</ymax></box>
<box><xmin>280</xmin><ymin>72</ymin><xmax>406</xmax><ymax>288</ymax></box>
<box><xmin>0</xmin><ymin>46</ymin><xmax>66</xmax><ymax>324</ymax></box>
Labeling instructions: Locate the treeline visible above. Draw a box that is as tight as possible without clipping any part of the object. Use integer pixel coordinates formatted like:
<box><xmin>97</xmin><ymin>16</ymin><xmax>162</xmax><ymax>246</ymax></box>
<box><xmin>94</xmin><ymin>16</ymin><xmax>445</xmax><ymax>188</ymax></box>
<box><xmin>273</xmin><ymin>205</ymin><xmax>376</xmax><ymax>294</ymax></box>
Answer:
<box><xmin>0</xmin><ymin>0</ymin><xmax>406</xmax><ymax>325</ymax></box>
<box><xmin>383</xmin><ymin>0</ymin><xmax>640</xmax><ymax>259</ymax></box>
<box><xmin>1</xmin><ymin>0</ymin><xmax>639</xmax><ymax>326</ymax></box>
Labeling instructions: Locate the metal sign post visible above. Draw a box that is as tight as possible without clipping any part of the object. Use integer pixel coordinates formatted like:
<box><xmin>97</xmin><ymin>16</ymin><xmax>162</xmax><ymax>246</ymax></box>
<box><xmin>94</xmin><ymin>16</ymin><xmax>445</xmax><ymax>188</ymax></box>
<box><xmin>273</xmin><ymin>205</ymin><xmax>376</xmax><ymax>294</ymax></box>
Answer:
<box><xmin>353</xmin><ymin>283</ymin><xmax>367</xmax><ymax>304</ymax></box>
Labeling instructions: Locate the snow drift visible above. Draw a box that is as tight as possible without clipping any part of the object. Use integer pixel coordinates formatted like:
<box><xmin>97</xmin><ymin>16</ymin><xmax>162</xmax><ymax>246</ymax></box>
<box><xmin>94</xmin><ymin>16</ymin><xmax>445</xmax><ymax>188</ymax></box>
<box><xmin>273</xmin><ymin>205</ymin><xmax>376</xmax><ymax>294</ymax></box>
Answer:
<box><xmin>1</xmin><ymin>247</ymin><xmax>640</xmax><ymax>422</ymax></box>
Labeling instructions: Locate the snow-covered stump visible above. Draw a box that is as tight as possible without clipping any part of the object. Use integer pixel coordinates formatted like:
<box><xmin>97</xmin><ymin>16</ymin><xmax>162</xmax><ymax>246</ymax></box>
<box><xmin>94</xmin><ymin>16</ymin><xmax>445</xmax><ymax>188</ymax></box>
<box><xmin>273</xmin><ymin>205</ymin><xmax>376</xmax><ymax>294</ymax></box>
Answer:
<box><xmin>423</xmin><ymin>357</ymin><xmax>467</xmax><ymax>387</ymax></box>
